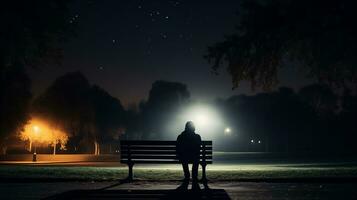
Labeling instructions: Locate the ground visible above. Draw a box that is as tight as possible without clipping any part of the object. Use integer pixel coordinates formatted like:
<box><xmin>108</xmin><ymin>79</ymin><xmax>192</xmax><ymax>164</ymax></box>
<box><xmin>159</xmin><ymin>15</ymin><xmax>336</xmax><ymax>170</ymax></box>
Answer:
<box><xmin>1</xmin><ymin>181</ymin><xmax>357</xmax><ymax>199</ymax></box>
<box><xmin>1</xmin><ymin>152</ymin><xmax>357</xmax><ymax>199</ymax></box>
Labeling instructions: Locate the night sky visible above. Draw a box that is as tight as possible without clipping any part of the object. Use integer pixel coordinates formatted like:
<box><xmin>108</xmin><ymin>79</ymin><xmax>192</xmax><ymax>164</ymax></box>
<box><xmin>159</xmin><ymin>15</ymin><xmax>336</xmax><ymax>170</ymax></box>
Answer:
<box><xmin>29</xmin><ymin>0</ymin><xmax>310</xmax><ymax>107</ymax></box>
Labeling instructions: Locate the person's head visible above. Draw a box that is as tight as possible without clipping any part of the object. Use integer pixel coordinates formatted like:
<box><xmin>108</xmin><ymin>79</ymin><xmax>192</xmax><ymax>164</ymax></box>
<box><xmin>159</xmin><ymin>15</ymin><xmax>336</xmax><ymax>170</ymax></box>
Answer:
<box><xmin>185</xmin><ymin>121</ymin><xmax>195</xmax><ymax>133</ymax></box>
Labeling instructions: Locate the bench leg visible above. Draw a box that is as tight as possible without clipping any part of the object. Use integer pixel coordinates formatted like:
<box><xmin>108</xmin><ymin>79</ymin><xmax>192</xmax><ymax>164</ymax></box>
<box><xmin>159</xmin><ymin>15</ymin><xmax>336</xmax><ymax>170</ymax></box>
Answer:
<box><xmin>127</xmin><ymin>163</ymin><xmax>134</xmax><ymax>181</ymax></box>
<box><xmin>200</xmin><ymin>163</ymin><xmax>208</xmax><ymax>183</ymax></box>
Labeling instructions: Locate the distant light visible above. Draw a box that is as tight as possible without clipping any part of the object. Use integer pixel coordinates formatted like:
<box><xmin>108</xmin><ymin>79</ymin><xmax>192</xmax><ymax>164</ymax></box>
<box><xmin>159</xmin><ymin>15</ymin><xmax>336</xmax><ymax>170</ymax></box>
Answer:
<box><xmin>224</xmin><ymin>127</ymin><xmax>231</xmax><ymax>135</ymax></box>
<box><xmin>251</xmin><ymin>139</ymin><xmax>254</xmax><ymax>143</ymax></box>
<box><xmin>258</xmin><ymin>140</ymin><xmax>261</xmax><ymax>144</ymax></box>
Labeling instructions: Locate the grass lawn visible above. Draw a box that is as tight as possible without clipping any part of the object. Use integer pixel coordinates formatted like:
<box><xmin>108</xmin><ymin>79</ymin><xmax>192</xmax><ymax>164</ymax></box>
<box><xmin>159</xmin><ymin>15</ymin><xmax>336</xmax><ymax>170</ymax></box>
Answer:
<box><xmin>1</xmin><ymin>163</ymin><xmax>357</xmax><ymax>181</ymax></box>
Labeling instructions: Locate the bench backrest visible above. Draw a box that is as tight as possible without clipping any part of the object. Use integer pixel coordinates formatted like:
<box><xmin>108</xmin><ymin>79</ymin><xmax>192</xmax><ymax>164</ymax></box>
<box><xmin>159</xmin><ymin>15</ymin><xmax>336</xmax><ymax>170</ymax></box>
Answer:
<box><xmin>120</xmin><ymin>140</ymin><xmax>212</xmax><ymax>164</ymax></box>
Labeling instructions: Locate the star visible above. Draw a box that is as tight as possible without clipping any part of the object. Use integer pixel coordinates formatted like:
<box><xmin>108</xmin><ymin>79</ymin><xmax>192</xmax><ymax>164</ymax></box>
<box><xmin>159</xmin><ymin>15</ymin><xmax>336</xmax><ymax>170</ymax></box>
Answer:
<box><xmin>170</xmin><ymin>0</ymin><xmax>180</xmax><ymax>6</ymax></box>
<box><xmin>161</xmin><ymin>33</ymin><xmax>167</xmax><ymax>39</ymax></box>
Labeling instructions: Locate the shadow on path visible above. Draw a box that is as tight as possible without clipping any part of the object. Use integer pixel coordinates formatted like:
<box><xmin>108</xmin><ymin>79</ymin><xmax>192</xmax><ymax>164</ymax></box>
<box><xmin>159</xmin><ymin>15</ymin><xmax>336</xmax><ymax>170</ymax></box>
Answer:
<box><xmin>45</xmin><ymin>189</ymin><xmax>230</xmax><ymax>200</ymax></box>
<box><xmin>45</xmin><ymin>181</ymin><xmax>231</xmax><ymax>199</ymax></box>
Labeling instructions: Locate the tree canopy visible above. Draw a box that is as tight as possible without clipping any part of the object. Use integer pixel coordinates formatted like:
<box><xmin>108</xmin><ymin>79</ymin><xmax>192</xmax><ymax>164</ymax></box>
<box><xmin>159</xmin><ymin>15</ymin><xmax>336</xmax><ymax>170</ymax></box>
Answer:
<box><xmin>33</xmin><ymin>71</ymin><xmax>126</xmax><ymax>154</ymax></box>
<box><xmin>139</xmin><ymin>80</ymin><xmax>190</xmax><ymax>139</ymax></box>
<box><xmin>206</xmin><ymin>0</ymin><xmax>357</xmax><ymax>90</ymax></box>
<box><xmin>0</xmin><ymin>0</ymin><xmax>74</xmax><ymax>68</ymax></box>
<box><xmin>0</xmin><ymin>0</ymin><xmax>74</xmax><ymax>153</ymax></box>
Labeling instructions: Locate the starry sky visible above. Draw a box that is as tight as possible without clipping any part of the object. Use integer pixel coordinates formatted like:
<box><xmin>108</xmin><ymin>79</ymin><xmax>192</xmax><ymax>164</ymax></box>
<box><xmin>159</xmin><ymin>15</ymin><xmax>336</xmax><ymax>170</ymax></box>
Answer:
<box><xmin>29</xmin><ymin>0</ymin><xmax>310</xmax><ymax>107</ymax></box>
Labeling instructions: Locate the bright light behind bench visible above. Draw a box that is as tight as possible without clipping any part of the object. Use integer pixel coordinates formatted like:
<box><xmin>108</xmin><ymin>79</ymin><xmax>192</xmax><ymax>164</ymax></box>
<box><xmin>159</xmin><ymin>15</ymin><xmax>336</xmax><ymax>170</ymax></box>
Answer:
<box><xmin>174</xmin><ymin>103</ymin><xmax>224</xmax><ymax>139</ymax></box>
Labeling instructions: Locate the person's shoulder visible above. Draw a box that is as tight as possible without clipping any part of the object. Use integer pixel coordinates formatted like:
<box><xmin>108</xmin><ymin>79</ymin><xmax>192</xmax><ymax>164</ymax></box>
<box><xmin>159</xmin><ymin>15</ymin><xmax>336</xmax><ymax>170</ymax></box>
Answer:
<box><xmin>177</xmin><ymin>132</ymin><xmax>184</xmax><ymax>140</ymax></box>
<box><xmin>194</xmin><ymin>133</ymin><xmax>201</xmax><ymax>140</ymax></box>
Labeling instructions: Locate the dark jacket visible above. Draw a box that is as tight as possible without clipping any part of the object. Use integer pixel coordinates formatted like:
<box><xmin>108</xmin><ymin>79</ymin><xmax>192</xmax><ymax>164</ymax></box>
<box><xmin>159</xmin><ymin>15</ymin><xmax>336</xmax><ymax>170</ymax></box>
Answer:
<box><xmin>176</xmin><ymin>130</ymin><xmax>202</xmax><ymax>163</ymax></box>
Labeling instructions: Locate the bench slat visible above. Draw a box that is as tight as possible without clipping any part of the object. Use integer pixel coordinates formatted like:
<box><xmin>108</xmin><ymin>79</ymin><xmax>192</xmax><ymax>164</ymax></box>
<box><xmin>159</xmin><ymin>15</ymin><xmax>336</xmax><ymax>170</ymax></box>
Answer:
<box><xmin>121</xmin><ymin>155</ymin><xmax>212</xmax><ymax>159</ymax></box>
<box><xmin>120</xmin><ymin>140</ymin><xmax>213</xmax><ymax>167</ymax></box>
<box><xmin>120</xmin><ymin>150</ymin><xmax>212</xmax><ymax>155</ymax></box>
<box><xmin>120</xmin><ymin>146</ymin><xmax>212</xmax><ymax>151</ymax></box>
<box><xmin>120</xmin><ymin>140</ymin><xmax>212</xmax><ymax>145</ymax></box>
<box><xmin>120</xmin><ymin>160</ymin><xmax>212</xmax><ymax>164</ymax></box>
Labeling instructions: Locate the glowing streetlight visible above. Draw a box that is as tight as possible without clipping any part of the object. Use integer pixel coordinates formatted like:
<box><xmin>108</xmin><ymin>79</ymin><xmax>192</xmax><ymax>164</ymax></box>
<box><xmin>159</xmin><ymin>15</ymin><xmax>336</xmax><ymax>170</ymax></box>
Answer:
<box><xmin>258</xmin><ymin>140</ymin><xmax>261</xmax><ymax>144</ymax></box>
<box><xmin>224</xmin><ymin>127</ymin><xmax>231</xmax><ymax>136</ymax></box>
<box><xmin>21</xmin><ymin>118</ymin><xmax>69</xmax><ymax>156</ymax></box>
<box><xmin>32</xmin><ymin>125</ymin><xmax>40</xmax><ymax>161</ymax></box>
<box><xmin>251</xmin><ymin>139</ymin><xmax>254</xmax><ymax>143</ymax></box>
<box><xmin>33</xmin><ymin>125</ymin><xmax>40</xmax><ymax>137</ymax></box>
<box><xmin>33</xmin><ymin>125</ymin><xmax>40</xmax><ymax>132</ymax></box>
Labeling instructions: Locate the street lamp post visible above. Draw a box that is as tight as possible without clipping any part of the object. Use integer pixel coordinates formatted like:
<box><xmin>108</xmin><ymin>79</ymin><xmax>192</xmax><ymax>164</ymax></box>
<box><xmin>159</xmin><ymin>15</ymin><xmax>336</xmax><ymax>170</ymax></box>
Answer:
<box><xmin>32</xmin><ymin>125</ymin><xmax>40</xmax><ymax>162</ymax></box>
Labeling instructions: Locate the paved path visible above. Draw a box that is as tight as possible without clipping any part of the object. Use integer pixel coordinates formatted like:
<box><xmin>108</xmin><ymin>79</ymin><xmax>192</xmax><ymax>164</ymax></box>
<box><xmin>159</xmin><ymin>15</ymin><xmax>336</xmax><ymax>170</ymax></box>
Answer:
<box><xmin>1</xmin><ymin>181</ymin><xmax>357</xmax><ymax>199</ymax></box>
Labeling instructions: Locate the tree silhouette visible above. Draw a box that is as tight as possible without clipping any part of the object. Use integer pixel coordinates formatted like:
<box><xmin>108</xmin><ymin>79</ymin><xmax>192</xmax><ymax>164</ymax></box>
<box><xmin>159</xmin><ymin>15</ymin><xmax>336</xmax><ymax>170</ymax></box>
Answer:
<box><xmin>299</xmin><ymin>84</ymin><xmax>337</xmax><ymax>116</ymax></box>
<box><xmin>90</xmin><ymin>85</ymin><xmax>125</xmax><ymax>154</ymax></box>
<box><xmin>218</xmin><ymin>87</ymin><xmax>319</xmax><ymax>152</ymax></box>
<box><xmin>33</xmin><ymin>71</ymin><xmax>92</xmax><ymax>153</ymax></box>
<box><xmin>0</xmin><ymin>0</ymin><xmax>75</xmax><ymax>154</ymax></box>
<box><xmin>339</xmin><ymin>89</ymin><xmax>357</xmax><ymax>151</ymax></box>
<box><xmin>33</xmin><ymin>71</ymin><xmax>125</xmax><ymax>154</ymax></box>
<box><xmin>0</xmin><ymin>65</ymin><xmax>31</xmax><ymax>154</ymax></box>
<box><xmin>140</xmin><ymin>80</ymin><xmax>190</xmax><ymax>139</ymax></box>
<box><xmin>206</xmin><ymin>0</ymin><xmax>357</xmax><ymax>90</ymax></box>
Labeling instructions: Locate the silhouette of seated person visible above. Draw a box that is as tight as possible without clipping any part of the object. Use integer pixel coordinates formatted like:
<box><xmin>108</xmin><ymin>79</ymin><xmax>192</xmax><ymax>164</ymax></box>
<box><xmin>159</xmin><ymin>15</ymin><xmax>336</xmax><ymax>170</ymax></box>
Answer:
<box><xmin>176</xmin><ymin>121</ymin><xmax>202</xmax><ymax>190</ymax></box>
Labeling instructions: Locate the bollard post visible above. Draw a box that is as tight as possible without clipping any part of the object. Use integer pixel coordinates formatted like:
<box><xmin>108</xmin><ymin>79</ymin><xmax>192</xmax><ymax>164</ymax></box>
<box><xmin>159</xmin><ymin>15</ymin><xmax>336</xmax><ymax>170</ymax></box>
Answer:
<box><xmin>32</xmin><ymin>152</ymin><xmax>37</xmax><ymax>162</ymax></box>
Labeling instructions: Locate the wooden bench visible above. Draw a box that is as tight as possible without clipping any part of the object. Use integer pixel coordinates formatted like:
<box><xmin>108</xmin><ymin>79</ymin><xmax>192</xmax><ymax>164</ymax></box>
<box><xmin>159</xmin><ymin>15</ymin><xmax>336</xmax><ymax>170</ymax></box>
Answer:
<box><xmin>120</xmin><ymin>140</ymin><xmax>213</xmax><ymax>181</ymax></box>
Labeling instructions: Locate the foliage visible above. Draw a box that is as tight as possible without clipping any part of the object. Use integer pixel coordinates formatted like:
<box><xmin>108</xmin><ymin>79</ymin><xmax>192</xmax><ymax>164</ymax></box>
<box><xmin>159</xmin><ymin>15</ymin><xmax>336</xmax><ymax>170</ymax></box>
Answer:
<box><xmin>0</xmin><ymin>0</ymin><xmax>75</xmax><ymax>68</ymax></box>
<box><xmin>32</xmin><ymin>71</ymin><xmax>92</xmax><ymax>151</ymax></box>
<box><xmin>139</xmin><ymin>80</ymin><xmax>190</xmax><ymax>139</ymax></box>
<box><xmin>206</xmin><ymin>0</ymin><xmax>357</xmax><ymax>90</ymax></box>
<box><xmin>0</xmin><ymin>65</ymin><xmax>31</xmax><ymax>149</ymax></box>
<box><xmin>20</xmin><ymin>117</ymin><xmax>68</xmax><ymax>150</ymax></box>
<box><xmin>32</xmin><ymin>71</ymin><xmax>125</xmax><ymax>153</ymax></box>
<box><xmin>298</xmin><ymin>84</ymin><xmax>337</xmax><ymax>116</ymax></box>
<box><xmin>90</xmin><ymin>85</ymin><xmax>126</xmax><ymax>143</ymax></box>
<box><xmin>0</xmin><ymin>0</ymin><xmax>75</xmax><ymax>152</ymax></box>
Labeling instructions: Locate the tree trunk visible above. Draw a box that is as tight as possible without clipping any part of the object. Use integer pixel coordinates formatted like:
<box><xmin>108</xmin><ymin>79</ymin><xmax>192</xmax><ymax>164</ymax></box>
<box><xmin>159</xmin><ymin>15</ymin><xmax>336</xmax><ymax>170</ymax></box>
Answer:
<box><xmin>94</xmin><ymin>141</ymin><xmax>100</xmax><ymax>155</ymax></box>
<box><xmin>29</xmin><ymin>140</ymin><xmax>32</xmax><ymax>152</ymax></box>
<box><xmin>1</xmin><ymin>145</ymin><xmax>7</xmax><ymax>155</ymax></box>
<box><xmin>53</xmin><ymin>141</ymin><xmax>56</xmax><ymax>155</ymax></box>
<box><xmin>97</xmin><ymin>143</ymin><xmax>100</xmax><ymax>156</ymax></box>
